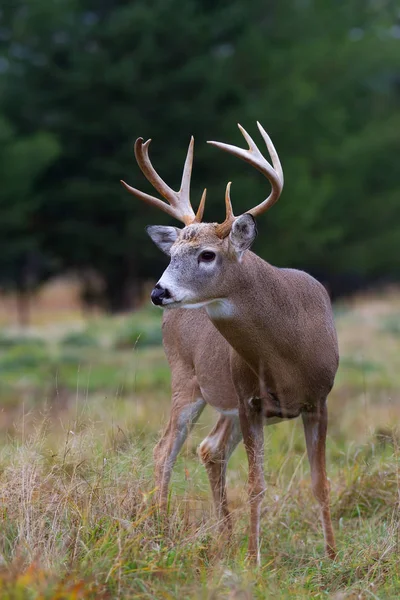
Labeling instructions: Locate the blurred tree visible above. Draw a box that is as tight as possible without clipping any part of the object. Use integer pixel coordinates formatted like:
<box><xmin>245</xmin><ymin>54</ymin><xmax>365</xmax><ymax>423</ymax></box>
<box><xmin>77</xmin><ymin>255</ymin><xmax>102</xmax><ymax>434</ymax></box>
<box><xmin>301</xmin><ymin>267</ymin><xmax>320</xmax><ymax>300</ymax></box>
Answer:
<box><xmin>0</xmin><ymin>0</ymin><xmax>248</xmax><ymax>310</ymax></box>
<box><xmin>0</xmin><ymin>117</ymin><xmax>60</xmax><ymax>324</ymax></box>
<box><xmin>0</xmin><ymin>0</ymin><xmax>399</xmax><ymax>309</ymax></box>
<box><xmin>213</xmin><ymin>0</ymin><xmax>400</xmax><ymax>293</ymax></box>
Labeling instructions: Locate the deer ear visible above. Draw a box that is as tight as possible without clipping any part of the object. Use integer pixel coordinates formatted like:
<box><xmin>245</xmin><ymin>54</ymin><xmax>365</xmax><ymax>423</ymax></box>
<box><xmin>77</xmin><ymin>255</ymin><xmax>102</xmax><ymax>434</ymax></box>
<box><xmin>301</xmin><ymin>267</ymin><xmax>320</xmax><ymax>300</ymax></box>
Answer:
<box><xmin>229</xmin><ymin>214</ymin><xmax>257</xmax><ymax>255</ymax></box>
<box><xmin>146</xmin><ymin>226</ymin><xmax>180</xmax><ymax>255</ymax></box>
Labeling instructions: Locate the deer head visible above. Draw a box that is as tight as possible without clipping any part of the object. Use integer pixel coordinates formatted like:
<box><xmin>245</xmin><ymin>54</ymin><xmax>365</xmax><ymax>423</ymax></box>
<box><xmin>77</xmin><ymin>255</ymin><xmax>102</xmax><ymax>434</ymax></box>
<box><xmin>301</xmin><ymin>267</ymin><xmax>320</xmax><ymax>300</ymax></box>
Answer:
<box><xmin>121</xmin><ymin>122</ymin><xmax>284</xmax><ymax>308</ymax></box>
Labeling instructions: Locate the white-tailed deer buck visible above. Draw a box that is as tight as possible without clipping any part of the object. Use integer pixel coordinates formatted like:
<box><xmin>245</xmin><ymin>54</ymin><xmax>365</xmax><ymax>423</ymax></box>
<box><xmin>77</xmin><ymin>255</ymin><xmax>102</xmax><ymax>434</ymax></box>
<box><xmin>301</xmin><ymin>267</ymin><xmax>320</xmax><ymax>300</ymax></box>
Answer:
<box><xmin>121</xmin><ymin>122</ymin><xmax>338</xmax><ymax>563</ymax></box>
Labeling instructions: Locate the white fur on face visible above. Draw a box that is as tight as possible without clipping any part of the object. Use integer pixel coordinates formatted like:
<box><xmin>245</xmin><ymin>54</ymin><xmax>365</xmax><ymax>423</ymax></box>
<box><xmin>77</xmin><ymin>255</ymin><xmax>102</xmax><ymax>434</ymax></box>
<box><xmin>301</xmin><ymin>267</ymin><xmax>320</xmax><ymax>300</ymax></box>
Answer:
<box><xmin>153</xmin><ymin>224</ymin><xmax>233</xmax><ymax>308</ymax></box>
<box><xmin>157</xmin><ymin>270</ymin><xmax>194</xmax><ymax>305</ymax></box>
<box><xmin>156</xmin><ymin>260</ymin><xmax>236</xmax><ymax>314</ymax></box>
<box><xmin>157</xmin><ymin>273</ymin><xmax>234</xmax><ymax>311</ymax></box>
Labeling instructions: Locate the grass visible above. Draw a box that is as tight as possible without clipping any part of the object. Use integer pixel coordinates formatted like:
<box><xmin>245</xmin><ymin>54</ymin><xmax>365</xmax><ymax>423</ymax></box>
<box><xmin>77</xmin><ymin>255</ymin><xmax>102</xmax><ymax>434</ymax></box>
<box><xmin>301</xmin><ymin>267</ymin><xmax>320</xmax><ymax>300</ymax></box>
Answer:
<box><xmin>0</xmin><ymin>293</ymin><xmax>400</xmax><ymax>598</ymax></box>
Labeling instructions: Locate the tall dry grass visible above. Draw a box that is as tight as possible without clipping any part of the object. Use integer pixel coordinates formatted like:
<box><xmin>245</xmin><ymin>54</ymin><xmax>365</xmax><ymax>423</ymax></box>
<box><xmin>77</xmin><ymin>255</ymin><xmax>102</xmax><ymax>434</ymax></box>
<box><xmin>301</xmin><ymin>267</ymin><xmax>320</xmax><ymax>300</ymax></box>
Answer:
<box><xmin>0</xmin><ymin>290</ymin><xmax>399</xmax><ymax>598</ymax></box>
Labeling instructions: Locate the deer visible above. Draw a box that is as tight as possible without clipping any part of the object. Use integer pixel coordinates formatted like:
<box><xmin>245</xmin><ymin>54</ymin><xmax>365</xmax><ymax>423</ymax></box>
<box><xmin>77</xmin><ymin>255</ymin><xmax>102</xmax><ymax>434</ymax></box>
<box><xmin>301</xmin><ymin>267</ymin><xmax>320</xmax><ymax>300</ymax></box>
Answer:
<box><xmin>121</xmin><ymin>122</ymin><xmax>339</xmax><ymax>563</ymax></box>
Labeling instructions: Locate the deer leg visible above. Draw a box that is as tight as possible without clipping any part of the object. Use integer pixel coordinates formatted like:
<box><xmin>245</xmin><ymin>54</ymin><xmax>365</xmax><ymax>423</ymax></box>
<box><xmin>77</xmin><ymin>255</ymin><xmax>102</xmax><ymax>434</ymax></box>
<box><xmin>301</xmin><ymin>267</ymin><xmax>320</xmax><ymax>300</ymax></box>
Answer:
<box><xmin>239</xmin><ymin>398</ymin><xmax>265</xmax><ymax>565</ymax></box>
<box><xmin>302</xmin><ymin>402</ymin><xmax>336</xmax><ymax>559</ymax></box>
<box><xmin>198</xmin><ymin>414</ymin><xmax>242</xmax><ymax>531</ymax></box>
<box><xmin>153</xmin><ymin>389</ymin><xmax>205</xmax><ymax>510</ymax></box>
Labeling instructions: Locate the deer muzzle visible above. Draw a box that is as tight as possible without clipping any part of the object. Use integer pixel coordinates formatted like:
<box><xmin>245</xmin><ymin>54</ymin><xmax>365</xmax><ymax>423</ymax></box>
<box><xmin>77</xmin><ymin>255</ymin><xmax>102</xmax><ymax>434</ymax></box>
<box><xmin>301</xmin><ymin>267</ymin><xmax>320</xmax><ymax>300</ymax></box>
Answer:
<box><xmin>151</xmin><ymin>283</ymin><xmax>171</xmax><ymax>306</ymax></box>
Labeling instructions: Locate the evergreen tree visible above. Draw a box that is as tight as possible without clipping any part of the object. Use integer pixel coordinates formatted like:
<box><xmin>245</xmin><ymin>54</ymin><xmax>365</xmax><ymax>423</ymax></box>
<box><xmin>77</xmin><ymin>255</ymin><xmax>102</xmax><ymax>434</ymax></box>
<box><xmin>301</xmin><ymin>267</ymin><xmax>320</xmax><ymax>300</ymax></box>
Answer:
<box><xmin>0</xmin><ymin>0</ymin><xmax>399</xmax><ymax>308</ymax></box>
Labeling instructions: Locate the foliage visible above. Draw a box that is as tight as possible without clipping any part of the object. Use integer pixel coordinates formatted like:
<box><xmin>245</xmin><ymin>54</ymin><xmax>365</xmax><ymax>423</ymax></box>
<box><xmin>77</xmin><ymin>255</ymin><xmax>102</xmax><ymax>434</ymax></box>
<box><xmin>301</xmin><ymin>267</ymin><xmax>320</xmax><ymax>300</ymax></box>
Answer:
<box><xmin>0</xmin><ymin>1</ymin><xmax>399</xmax><ymax>307</ymax></box>
<box><xmin>380</xmin><ymin>314</ymin><xmax>400</xmax><ymax>337</ymax></box>
<box><xmin>0</xmin><ymin>116</ymin><xmax>60</xmax><ymax>289</ymax></box>
<box><xmin>114</xmin><ymin>316</ymin><xmax>163</xmax><ymax>349</ymax></box>
<box><xmin>0</xmin><ymin>309</ymin><xmax>167</xmax><ymax>394</ymax></box>
<box><xmin>61</xmin><ymin>329</ymin><xmax>99</xmax><ymax>348</ymax></box>
<box><xmin>0</xmin><ymin>343</ymin><xmax>48</xmax><ymax>371</ymax></box>
<box><xmin>0</xmin><ymin>333</ymin><xmax>45</xmax><ymax>350</ymax></box>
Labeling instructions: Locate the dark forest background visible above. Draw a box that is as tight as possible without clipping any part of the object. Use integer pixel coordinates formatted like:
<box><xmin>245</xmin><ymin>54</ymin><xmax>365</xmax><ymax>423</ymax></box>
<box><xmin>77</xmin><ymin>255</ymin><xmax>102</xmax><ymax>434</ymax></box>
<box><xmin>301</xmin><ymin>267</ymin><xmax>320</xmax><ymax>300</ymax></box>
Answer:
<box><xmin>0</xmin><ymin>0</ymin><xmax>399</xmax><ymax>315</ymax></box>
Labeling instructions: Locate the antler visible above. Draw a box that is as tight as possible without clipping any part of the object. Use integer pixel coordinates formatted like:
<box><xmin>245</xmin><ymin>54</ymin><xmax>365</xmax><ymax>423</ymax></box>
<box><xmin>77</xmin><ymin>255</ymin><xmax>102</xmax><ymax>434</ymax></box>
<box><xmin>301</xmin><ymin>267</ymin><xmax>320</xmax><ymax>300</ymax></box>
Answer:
<box><xmin>121</xmin><ymin>136</ymin><xmax>206</xmax><ymax>226</ymax></box>
<box><xmin>208</xmin><ymin>122</ymin><xmax>284</xmax><ymax>238</ymax></box>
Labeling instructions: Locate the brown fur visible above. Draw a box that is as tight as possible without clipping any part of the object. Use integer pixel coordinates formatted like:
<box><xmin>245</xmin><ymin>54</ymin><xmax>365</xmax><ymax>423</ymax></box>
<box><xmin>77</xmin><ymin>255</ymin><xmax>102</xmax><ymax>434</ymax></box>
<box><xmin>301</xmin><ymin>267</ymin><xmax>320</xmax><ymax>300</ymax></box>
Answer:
<box><xmin>155</xmin><ymin>228</ymin><xmax>338</xmax><ymax>563</ymax></box>
<box><xmin>124</xmin><ymin>124</ymin><xmax>338</xmax><ymax>563</ymax></box>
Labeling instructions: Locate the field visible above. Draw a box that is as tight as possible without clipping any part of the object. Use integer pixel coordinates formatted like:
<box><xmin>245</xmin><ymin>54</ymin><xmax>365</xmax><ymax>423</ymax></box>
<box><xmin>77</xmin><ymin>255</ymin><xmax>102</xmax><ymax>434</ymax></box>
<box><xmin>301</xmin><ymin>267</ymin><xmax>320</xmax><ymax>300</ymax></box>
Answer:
<box><xmin>0</xmin><ymin>291</ymin><xmax>400</xmax><ymax>599</ymax></box>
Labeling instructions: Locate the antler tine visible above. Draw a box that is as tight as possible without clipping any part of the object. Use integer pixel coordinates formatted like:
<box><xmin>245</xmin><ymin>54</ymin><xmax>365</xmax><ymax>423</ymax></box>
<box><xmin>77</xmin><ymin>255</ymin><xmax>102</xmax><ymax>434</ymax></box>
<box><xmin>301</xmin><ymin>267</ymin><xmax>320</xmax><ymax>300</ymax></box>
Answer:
<box><xmin>208</xmin><ymin>122</ymin><xmax>284</xmax><ymax>236</ymax></box>
<box><xmin>135</xmin><ymin>138</ymin><xmax>177</xmax><ymax>206</ymax></box>
<box><xmin>215</xmin><ymin>182</ymin><xmax>235</xmax><ymax>238</ymax></box>
<box><xmin>121</xmin><ymin>136</ymin><xmax>197</xmax><ymax>226</ymax></box>
<box><xmin>120</xmin><ymin>179</ymin><xmax>180</xmax><ymax>220</ymax></box>
<box><xmin>180</xmin><ymin>136</ymin><xmax>195</xmax><ymax>202</ymax></box>
<box><xmin>194</xmin><ymin>188</ymin><xmax>207</xmax><ymax>223</ymax></box>
<box><xmin>256</xmin><ymin>121</ymin><xmax>284</xmax><ymax>184</ymax></box>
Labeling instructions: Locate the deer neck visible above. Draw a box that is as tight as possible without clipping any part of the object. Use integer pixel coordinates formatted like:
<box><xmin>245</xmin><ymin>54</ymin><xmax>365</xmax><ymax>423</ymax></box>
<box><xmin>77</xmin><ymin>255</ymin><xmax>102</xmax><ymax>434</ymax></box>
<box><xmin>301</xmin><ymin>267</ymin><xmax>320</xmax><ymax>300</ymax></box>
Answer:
<box><xmin>205</xmin><ymin>252</ymin><xmax>276</xmax><ymax>368</ymax></box>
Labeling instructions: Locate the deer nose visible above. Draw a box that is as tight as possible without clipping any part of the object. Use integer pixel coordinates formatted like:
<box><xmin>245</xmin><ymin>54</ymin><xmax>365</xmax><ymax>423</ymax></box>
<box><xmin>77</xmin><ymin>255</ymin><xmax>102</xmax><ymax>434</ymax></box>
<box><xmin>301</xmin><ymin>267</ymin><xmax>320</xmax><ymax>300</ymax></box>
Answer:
<box><xmin>151</xmin><ymin>283</ymin><xmax>171</xmax><ymax>306</ymax></box>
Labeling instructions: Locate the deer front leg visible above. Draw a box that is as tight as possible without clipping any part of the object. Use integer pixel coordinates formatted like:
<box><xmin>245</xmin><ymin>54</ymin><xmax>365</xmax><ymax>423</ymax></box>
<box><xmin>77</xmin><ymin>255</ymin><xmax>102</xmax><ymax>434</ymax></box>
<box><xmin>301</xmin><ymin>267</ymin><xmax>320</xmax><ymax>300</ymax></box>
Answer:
<box><xmin>154</xmin><ymin>385</ymin><xmax>205</xmax><ymax>510</ymax></box>
<box><xmin>198</xmin><ymin>414</ymin><xmax>242</xmax><ymax>531</ymax></box>
<box><xmin>230</xmin><ymin>352</ymin><xmax>266</xmax><ymax>564</ymax></box>
<box><xmin>302</xmin><ymin>402</ymin><xmax>336</xmax><ymax>559</ymax></box>
<box><xmin>239</xmin><ymin>397</ymin><xmax>265</xmax><ymax>565</ymax></box>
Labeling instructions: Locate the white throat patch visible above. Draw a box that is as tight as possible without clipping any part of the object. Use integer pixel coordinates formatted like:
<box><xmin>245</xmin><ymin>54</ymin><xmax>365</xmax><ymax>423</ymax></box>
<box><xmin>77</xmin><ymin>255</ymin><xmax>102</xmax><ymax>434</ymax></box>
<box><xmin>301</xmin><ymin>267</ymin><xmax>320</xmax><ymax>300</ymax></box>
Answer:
<box><xmin>205</xmin><ymin>299</ymin><xmax>235</xmax><ymax>320</ymax></box>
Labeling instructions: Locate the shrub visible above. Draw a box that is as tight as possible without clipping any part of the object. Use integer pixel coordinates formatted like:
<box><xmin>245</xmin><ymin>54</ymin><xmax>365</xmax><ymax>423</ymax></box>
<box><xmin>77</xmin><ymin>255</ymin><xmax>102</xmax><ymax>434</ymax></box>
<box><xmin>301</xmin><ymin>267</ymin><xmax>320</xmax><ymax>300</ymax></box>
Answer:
<box><xmin>0</xmin><ymin>344</ymin><xmax>49</xmax><ymax>372</ymax></box>
<box><xmin>114</xmin><ymin>320</ymin><xmax>162</xmax><ymax>350</ymax></box>
<box><xmin>380</xmin><ymin>315</ymin><xmax>400</xmax><ymax>337</ymax></box>
<box><xmin>61</xmin><ymin>330</ymin><xmax>99</xmax><ymax>348</ymax></box>
<box><xmin>0</xmin><ymin>333</ymin><xmax>46</xmax><ymax>350</ymax></box>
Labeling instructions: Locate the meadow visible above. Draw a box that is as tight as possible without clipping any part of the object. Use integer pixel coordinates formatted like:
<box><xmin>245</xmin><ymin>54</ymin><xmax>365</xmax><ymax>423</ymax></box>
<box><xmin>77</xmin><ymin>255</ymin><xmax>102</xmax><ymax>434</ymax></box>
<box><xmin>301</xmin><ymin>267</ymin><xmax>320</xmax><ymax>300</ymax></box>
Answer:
<box><xmin>0</xmin><ymin>291</ymin><xmax>400</xmax><ymax>599</ymax></box>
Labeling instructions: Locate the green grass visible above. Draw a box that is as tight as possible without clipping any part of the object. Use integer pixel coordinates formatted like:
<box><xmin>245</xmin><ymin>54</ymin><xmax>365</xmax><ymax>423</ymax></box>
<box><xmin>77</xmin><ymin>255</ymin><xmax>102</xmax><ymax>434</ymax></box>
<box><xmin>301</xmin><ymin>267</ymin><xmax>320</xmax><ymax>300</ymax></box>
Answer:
<box><xmin>0</xmin><ymin>294</ymin><xmax>400</xmax><ymax>598</ymax></box>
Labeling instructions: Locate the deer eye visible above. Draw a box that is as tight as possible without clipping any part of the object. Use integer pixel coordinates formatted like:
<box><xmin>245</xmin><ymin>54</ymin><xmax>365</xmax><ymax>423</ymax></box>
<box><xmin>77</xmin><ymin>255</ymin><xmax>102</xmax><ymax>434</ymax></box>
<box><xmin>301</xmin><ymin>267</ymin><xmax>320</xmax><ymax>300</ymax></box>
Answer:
<box><xmin>199</xmin><ymin>251</ymin><xmax>216</xmax><ymax>263</ymax></box>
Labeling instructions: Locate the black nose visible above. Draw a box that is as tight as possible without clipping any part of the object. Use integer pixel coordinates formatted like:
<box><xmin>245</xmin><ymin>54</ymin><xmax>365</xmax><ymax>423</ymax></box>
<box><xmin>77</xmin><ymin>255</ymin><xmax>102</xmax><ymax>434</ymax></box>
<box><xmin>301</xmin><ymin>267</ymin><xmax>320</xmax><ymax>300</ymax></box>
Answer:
<box><xmin>150</xmin><ymin>284</ymin><xmax>171</xmax><ymax>306</ymax></box>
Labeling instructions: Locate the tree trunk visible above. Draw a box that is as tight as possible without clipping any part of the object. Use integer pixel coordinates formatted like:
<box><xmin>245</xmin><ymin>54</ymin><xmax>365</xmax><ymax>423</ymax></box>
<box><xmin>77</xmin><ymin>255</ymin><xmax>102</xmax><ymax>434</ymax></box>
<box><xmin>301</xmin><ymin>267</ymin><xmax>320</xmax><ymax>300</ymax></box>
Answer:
<box><xmin>16</xmin><ymin>290</ymin><xmax>30</xmax><ymax>328</ymax></box>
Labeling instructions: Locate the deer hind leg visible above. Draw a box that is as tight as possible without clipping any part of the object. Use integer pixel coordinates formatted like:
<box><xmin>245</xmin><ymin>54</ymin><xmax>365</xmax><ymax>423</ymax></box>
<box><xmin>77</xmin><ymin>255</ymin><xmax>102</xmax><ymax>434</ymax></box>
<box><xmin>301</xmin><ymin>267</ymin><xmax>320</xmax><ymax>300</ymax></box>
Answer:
<box><xmin>198</xmin><ymin>414</ymin><xmax>242</xmax><ymax>531</ymax></box>
<box><xmin>302</xmin><ymin>402</ymin><xmax>336</xmax><ymax>559</ymax></box>
<box><xmin>154</xmin><ymin>382</ymin><xmax>205</xmax><ymax>510</ymax></box>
